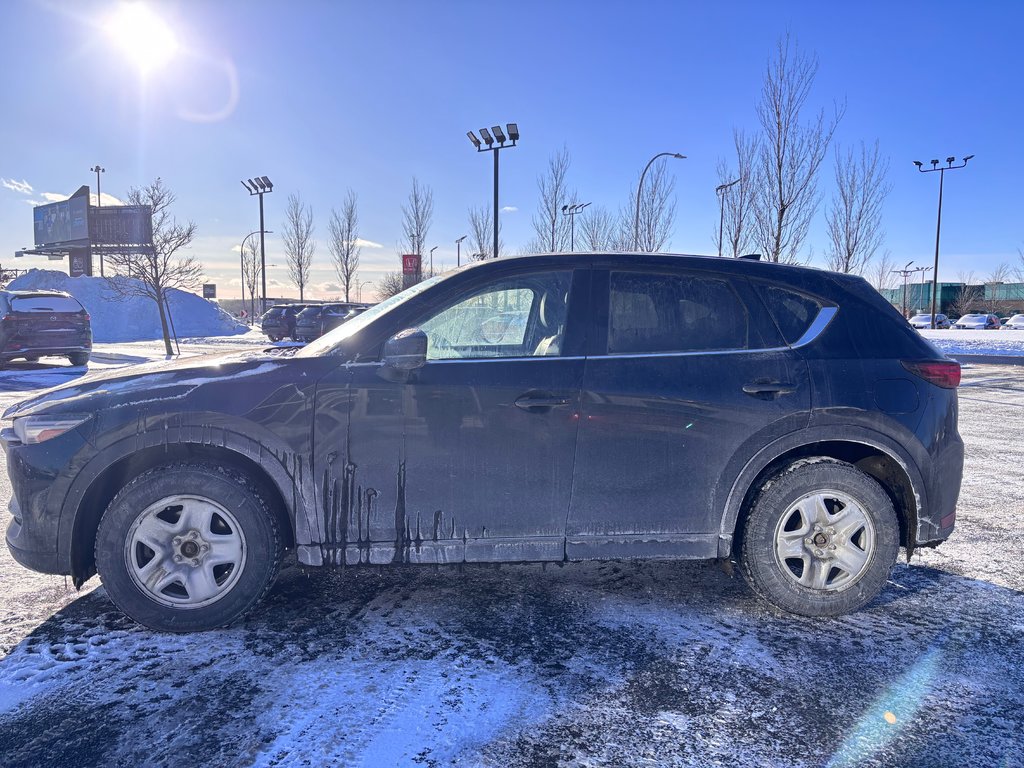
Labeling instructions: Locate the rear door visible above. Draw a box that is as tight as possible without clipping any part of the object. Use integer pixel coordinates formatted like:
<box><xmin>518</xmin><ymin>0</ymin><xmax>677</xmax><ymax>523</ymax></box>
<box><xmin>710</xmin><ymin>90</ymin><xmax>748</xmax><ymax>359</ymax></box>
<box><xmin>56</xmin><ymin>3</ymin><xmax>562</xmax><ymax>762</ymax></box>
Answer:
<box><xmin>566</xmin><ymin>265</ymin><xmax>811</xmax><ymax>559</ymax></box>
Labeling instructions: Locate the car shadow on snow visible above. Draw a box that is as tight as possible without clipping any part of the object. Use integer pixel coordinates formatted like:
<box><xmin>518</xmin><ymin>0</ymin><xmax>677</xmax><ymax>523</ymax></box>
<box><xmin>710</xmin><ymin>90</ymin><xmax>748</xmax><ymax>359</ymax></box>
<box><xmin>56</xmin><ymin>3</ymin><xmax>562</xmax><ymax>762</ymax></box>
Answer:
<box><xmin>0</xmin><ymin>360</ymin><xmax>89</xmax><ymax>392</ymax></box>
<box><xmin>0</xmin><ymin>559</ymin><xmax>1021</xmax><ymax>768</ymax></box>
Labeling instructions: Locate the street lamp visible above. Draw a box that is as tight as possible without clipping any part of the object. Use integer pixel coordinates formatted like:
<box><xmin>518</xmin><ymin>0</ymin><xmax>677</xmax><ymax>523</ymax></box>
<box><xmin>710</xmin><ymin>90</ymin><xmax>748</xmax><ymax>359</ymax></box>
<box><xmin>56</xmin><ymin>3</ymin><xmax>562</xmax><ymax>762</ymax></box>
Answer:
<box><xmin>241</xmin><ymin>176</ymin><xmax>274</xmax><ymax>314</ymax></box>
<box><xmin>467</xmin><ymin>122</ymin><xmax>519</xmax><ymax>259</ymax></box>
<box><xmin>357</xmin><ymin>279</ymin><xmax>373</xmax><ymax>302</ymax></box>
<box><xmin>914</xmin><ymin>155</ymin><xmax>973</xmax><ymax>328</ymax></box>
<box><xmin>455</xmin><ymin>235</ymin><xmax>467</xmax><ymax>267</ymax></box>
<box><xmin>240</xmin><ymin>229</ymin><xmax>272</xmax><ymax>322</ymax></box>
<box><xmin>90</xmin><ymin>165</ymin><xmax>106</xmax><ymax>275</ymax></box>
<box><xmin>561</xmin><ymin>202</ymin><xmax>591</xmax><ymax>252</ymax></box>
<box><xmin>715</xmin><ymin>178</ymin><xmax>740</xmax><ymax>258</ymax></box>
<box><xmin>429</xmin><ymin>245</ymin><xmax>438</xmax><ymax>276</ymax></box>
<box><xmin>634</xmin><ymin>152</ymin><xmax>686</xmax><ymax>251</ymax></box>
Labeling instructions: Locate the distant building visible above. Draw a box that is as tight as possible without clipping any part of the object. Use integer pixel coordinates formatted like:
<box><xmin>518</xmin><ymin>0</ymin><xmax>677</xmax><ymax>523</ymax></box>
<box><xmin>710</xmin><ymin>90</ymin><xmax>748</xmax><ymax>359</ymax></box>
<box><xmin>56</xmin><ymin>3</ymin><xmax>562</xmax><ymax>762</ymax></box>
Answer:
<box><xmin>879</xmin><ymin>281</ymin><xmax>1024</xmax><ymax>316</ymax></box>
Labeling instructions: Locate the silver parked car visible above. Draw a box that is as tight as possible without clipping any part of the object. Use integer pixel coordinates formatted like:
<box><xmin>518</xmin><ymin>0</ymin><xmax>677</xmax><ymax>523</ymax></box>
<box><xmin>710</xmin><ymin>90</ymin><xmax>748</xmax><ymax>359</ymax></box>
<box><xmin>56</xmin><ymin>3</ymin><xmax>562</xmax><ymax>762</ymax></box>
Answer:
<box><xmin>953</xmin><ymin>313</ymin><xmax>1000</xmax><ymax>330</ymax></box>
<box><xmin>1003</xmin><ymin>314</ymin><xmax>1024</xmax><ymax>330</ymax></box>
<box><xmin>909</xmin><ymin>313</ymin><xmax>951</xmax><ymax>329</ymax></box>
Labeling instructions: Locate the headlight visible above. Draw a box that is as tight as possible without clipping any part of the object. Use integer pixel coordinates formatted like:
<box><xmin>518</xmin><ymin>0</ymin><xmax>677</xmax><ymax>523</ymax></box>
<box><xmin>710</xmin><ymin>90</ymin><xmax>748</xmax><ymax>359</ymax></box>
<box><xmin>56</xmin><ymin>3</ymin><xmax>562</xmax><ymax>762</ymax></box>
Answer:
<box><xmin>12</xmin><ymin>415</ymin><xmax>91</xmax><ymax>445</ymax></box>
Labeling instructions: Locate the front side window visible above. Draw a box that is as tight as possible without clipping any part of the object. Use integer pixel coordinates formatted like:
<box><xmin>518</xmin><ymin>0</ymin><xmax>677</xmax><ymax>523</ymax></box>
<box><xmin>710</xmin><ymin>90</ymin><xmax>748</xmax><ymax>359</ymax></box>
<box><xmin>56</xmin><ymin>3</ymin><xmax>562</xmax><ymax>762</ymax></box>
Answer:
<box><xmin>419</xmin><ymin>271</ymin><xmax>572</xmax><ymax>360</ymax></box>
<box><xmin>608</xmin><ymin>271</ymin><xmax>749</xmax><ymax>354</ymax></box>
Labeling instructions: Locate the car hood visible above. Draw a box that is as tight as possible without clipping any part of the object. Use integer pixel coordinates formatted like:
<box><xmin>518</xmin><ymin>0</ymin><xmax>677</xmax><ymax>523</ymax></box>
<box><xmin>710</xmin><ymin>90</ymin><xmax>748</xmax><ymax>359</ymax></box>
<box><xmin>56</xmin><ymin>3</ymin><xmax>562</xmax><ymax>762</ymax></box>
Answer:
<box><xmin>3</xmin><ymin>348</ymin><xmax>297</xmax><ymax>419</ymax></box>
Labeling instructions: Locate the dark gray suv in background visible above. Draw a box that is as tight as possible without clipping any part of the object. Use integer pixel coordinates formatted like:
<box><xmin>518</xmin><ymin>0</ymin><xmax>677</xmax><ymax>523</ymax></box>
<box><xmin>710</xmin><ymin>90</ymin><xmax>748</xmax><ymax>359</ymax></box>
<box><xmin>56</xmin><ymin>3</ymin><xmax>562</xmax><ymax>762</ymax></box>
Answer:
<box><xmin>0</xmin><ymin>289</ymin><xmax>91</xmax><ymax>366</ymax></box>
<box><xmin>2</xmin><ymin>253</ymin><xmax>963</xmax><ymax>631</ymax></box>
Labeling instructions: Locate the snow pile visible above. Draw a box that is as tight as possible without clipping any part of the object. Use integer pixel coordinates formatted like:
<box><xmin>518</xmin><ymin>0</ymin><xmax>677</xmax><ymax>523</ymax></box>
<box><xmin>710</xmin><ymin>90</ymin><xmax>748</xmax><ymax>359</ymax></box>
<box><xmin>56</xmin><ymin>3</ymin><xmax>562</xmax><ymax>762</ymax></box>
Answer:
<box><xmin>6</xmin><ymin>270</ymin><xmax>247</xmax><ymax>343</ymax></box>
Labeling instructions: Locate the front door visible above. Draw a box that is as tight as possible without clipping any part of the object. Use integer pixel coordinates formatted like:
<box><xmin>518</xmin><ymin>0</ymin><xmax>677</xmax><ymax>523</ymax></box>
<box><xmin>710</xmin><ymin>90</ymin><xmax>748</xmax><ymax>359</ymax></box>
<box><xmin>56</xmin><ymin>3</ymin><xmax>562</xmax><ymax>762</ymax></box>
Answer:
<box><xmin>313</xmin><ymin>266</ymin><xmax>588</xmax><ymax>565</ymax></box>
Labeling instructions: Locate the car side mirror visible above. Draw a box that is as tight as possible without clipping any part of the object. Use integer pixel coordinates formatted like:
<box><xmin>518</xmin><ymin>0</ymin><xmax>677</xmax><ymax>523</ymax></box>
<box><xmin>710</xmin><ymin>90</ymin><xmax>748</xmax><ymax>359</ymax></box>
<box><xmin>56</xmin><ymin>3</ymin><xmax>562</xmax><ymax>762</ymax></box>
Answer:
<box><xmin>382</xmin><ymin>328</ymin><xmax>427</xmax><ymax>371</ymax></box>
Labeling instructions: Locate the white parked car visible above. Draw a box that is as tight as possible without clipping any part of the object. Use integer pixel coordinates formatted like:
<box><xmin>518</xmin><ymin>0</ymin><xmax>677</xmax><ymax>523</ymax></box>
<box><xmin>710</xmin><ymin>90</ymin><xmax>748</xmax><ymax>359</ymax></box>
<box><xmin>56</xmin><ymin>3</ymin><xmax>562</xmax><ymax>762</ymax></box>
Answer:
<box><xmin>1003</xmin><ymin>314</ymin><xmax>1024</xmax><ymax>330</ymax></box>
<box><xmin>953</xmin><ymin>313</ymin><xmax>1001</xmax><ymax>330</ymax></box>
<box><xmin>909</xmin><ymin>313</ymin><xmax>951</xmax><ymax>329</ymax></box>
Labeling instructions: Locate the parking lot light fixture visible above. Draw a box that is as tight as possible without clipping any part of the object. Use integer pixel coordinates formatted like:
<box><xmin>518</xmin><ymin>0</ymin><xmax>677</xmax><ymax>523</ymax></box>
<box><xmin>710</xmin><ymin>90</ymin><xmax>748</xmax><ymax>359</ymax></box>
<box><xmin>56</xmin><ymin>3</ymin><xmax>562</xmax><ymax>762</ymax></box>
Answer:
<box><xmin>561</xmin><ymin>202</ymin><xmax>591</xmax><ymax>252</ymax></box>
<box><xmin>634</xmin><ymin>152</ymin><xmax>686</xmax><ymax>251</ymax></box>
<box><xmin>715</xmin><ymin>178</ymin><xmax>740</xmax><ymax>258</ymax></box>
<box><xmin>914</xmin><ymin>153</ymin><xmax>973</xmax><ymax>328</ymax></box>
<box><xmin>456</xmin><ymin>235</ymin><xmax>467</xmax><ymax>267</ymax></box>
<box><xmin>241</xmin><ymin>174</ymin><xmax>274</xmax><ymax>314</ymax></box>
<box><xmin>467</xmin><ymin>121</ymin><xmax>519</xmax><ymax>260</ymax></box>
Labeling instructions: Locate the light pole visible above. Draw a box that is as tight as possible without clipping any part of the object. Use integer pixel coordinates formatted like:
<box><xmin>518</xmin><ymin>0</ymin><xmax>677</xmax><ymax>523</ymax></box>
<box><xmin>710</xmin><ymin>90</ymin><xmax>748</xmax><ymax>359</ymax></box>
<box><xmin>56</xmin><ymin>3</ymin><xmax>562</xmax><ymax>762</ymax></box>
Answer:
<box><xmin>715</xmin><ymin>178</ymin><xmax>739</xmax><ymax>258</ymax></box>
<box><xmin>429</xmin><ymin>246</ymin><xmax>438</xmax><ymax>276</ymax></box>
<box><xmin>467</xmin><ymin>123</ymin><xmax>518</xmax><ymax>259</ymax></box>
<box><xmin>241</xmin><ymin>176</ymin><xmax>274</xmax><ymax>314</ymax></box>
<box><xmin>895</xmin><ymin>261</ymin><xmax>915</xmax><ymax>318</ymax></box>
<box><xmin>357</xmin><ymin>280</ymin><xmax>373</xmax><ymax>302</ymax></box>
<box><xmin>90</xmin><ymin>165</ymin><xmax>105</xmax><ymax>275</ymax></box>
<box><xmin>914</xmin><ymin>155</ymin><xmax>973</xmax><ymax>328</ymax></box>
<box><xmin>634</xmin><ymin>152</ymin><xmax>686</xmax><ymax>251</ymax></box>
<box><xmin>240</xmin><ymin>229</ymin><xmax>271</xmax><ymax>322</ymax></box>
<box><xmin>455</xmin><ymin>235</ymin><xmax>467</xmax><ymax>267</ymax></box>
<box><xmin>918</xmin><ymin>266</ymin><xmax>933</xmax><ymax>315</ymax></box>
<box><xmin>561</xmin><ymin>202</ymin><xmax>591</xmax><ymax>252</ymax></box>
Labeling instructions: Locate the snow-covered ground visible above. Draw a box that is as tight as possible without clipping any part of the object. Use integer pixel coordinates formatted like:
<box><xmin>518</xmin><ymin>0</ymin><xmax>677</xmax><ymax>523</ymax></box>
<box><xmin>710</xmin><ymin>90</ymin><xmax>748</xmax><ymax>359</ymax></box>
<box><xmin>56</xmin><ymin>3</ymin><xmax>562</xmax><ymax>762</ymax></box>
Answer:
<box><xmin>920</xmin><ymin>327</ymin><xmax>1024</xmax><ymax>357</ymax></box>
<box><xmin>0</xmin><ymin>341</ymin><xmax>1022</xmax><ymax>767</ymax></box>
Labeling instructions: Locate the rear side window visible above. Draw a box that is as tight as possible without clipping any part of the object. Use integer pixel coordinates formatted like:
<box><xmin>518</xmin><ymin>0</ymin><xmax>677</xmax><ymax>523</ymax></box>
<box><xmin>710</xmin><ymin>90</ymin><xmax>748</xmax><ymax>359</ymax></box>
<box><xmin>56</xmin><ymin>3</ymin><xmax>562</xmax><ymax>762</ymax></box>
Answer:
<box><xmin>11</xmin><ymin>295</ymin><xmax>84</xmax><ymax>313</ymax></box>
<box><xmin>758</xmin><ymin>285</ymin><xmax>823</xmax><ymax>345</ymax></box>
<box><xmin>608</xmin><ymin>272</ymin><xmax>749</xmax><ymax>354</ymax></box>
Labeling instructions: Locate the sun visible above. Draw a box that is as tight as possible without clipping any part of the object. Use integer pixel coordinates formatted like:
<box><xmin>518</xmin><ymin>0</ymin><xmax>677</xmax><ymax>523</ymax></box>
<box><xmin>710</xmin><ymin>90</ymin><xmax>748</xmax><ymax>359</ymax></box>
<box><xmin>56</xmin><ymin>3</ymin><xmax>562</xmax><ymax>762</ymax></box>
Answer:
<box><xmin>105</xmin><ymin>3</ymin><xmax>179</xmax><ymax>73</ymax></box>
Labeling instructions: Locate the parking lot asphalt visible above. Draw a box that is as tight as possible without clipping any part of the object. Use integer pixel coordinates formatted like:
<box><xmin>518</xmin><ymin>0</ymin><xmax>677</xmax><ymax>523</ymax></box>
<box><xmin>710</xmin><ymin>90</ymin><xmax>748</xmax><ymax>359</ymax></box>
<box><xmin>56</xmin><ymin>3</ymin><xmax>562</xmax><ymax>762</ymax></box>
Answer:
<box><xmin>0</xmin><ymin>362</ymin><xmax>1021</xmax><ymax>768</ymax></box>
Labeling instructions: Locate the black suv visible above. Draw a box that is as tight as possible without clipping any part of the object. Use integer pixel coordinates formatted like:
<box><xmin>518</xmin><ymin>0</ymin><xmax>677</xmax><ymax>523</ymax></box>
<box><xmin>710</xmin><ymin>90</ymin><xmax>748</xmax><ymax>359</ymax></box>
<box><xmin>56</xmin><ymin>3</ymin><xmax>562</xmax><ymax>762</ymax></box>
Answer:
<box><xmin>294</xmin><ymin>302</ymin><xmax>366</xmax><ymax>342</ymax></box>
<box><xmin>260</xmin><ymin>304</ymin><xmax>309</xmax><ymax>341</ymax></box>
<box><xmin>2</xmin><ymin>254</ymin><xmax>963</xmax><ymax>631</ymax></box>
<box><xmin>0</xmin><ymin>289</ymin><xmax>91</xmax><ymax>366</ymax></box>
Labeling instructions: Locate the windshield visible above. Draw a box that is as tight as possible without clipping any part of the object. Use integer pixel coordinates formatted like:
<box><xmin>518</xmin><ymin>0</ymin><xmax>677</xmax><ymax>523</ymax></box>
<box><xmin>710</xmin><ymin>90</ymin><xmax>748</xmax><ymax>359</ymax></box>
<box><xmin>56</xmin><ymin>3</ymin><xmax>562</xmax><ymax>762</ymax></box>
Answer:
<box><xmin>960</xmin><ymin>315</ymin><xmax>984</xmax><ymax>321</ymax></box>
<box><xmin>11</xmin><ymin>295</ymin><xmax>85</xmax><ymax>313</ymax></box>
<box><xmin>1011</xmin><ymin>315</ymin><xmax>1024</xmax><ymax>323</ymax></box>
<box><xmin>296</xmin><ymin>274</ymin><xmax>447</xmax><ymax>358</ymax></box>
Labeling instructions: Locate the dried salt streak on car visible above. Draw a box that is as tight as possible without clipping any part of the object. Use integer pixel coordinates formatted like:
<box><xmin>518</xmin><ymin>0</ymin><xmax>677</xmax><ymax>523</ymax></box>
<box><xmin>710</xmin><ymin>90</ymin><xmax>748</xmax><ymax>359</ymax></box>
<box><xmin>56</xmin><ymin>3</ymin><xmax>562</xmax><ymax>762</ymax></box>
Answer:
<box><xmin>1</xmin><ymin>253</ymin><xmax>964</xmax><ymax>631</ymax></box>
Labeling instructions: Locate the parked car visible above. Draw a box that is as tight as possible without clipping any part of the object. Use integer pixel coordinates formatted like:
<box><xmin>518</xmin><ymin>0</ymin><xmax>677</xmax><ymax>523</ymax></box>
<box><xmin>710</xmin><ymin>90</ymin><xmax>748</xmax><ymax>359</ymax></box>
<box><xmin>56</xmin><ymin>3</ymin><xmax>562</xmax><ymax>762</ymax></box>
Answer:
<box><xmin>260</xmin><ymin>304</ymin><xmax>310</xmax><ymax>341</ymax></box>
<box><xmin>908</xmin><ymin>313</ymin><xmax>951</xmax><ymax>329</ymax></box>
<box><xmin>1003</xmin><ymin>314</ymin><xmax>1024</xmax><ymax>330</ymax></box>
<box><xmin>294</xmin><ymin>303</ymin><xmax>366</xmax><ymax>342</ymax></box>
<box><xmin>0</xmin><ymin>290</ymin><xmax>91</xmax><ymax>367</ymax></box>
<box><xmin>2</xmin><ymin>254</ymin><xmax>963</xmax><ymax>631</ymax></box>
<box><xmin>953</xmin><ymin>313</ymin><xmax>1000</xmax><ymax>330</ymax></box>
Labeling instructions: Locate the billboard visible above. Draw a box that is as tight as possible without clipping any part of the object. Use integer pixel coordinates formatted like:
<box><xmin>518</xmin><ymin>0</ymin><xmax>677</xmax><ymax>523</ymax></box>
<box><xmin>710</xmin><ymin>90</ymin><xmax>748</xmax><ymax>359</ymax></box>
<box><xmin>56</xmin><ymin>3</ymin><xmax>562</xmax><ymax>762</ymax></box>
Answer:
<box><xmin>89</xmin><ymin>205</ymin><xmax>154</xmax><ymax>246</ymax></box>
<box><xmin>203</xmin><ymin>284</ymin><xmax>216</xmax><ymax>299</ymax></box>
<box><xmin>33</xmin><ymin>197</ymin><xmax>89</xmax><ymax>246</ymax></box>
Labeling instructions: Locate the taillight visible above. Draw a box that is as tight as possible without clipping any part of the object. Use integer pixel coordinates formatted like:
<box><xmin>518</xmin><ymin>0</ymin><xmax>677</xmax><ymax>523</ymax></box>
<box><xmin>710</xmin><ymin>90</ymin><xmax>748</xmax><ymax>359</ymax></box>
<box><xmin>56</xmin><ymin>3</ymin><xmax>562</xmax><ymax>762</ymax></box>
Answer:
<box><xmin>902</xmin><ymin>360</ymin><xmax>961</xmax><ymax>389</ymax></box>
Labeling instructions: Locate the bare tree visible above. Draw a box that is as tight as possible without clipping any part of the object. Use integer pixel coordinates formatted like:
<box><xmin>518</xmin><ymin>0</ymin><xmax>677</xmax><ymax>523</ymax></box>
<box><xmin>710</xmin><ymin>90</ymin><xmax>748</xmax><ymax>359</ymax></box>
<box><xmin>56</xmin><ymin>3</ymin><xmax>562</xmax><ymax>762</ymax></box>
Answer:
<box><xmin>468</xmin><ymin>204</ymin><xmax>502</xmax><ymax>260</ymax></box>
<box><xmin>579</xmin><ymin>205</ymin><xmax>624</xmax><ymax>251</ymax></box>
<box><xmin>376</xmin><ymin>271</ymin><xmax>405</xmax><ymax>300</ymax></box>
<box><xmin>715</xmin><ymin>129</ymin><xmax>759</xmax><ymax>258</ymax></box>
<box><xmin>872</xmin><ymin>251</ymin><xmax>896</xmax><ymax>292</ymax></box>
<box><xmin>328</xmin><ymin>190</ymin><xmax>360</xmax><ymax>302</ymax></box>
<box><xmin>529</xmin><ymin>148</ymin><xmax>573</xmax><ymax>252</ymax></box>
<box><xmin>950</xmin><ymin>272</ymin><xmax>981</xmax><ymax>318</ymax></box>
<box><xmin>753</xmin><ymin>34</ymin><xmax>845</xmax><ymax>263</ymax></box>
<box><xmin>282</xmin><ymin>193</ymin><xmax>315</xmax><ymax>300</ymax></box>
<box><xmin>985</xmin><ymin>263</ymin><xmax>1012</xmax><ymax>314</ymax></box>
<box><xmin>241</xmin><ymin>238</ymin><xmax>260</xmax><ymax>321</ymax></box>
<box><xmin>401</xmin><ymin>177</ymin><xmax>434</xmax><ymax>264</ymax></box>
<box><xmin>825</xmin><ymin>141</ymin><xmax>891</xmax><ymax>274</ymax></box>
<box><xmin>106</xmin><ymin>177</ymin><xmax>200</xmax><ymax>355</ymax></box>
<box><xmin>630</xmin><ymin>158</ymin><xmax>678</xmax><ymax>252</ymax></box>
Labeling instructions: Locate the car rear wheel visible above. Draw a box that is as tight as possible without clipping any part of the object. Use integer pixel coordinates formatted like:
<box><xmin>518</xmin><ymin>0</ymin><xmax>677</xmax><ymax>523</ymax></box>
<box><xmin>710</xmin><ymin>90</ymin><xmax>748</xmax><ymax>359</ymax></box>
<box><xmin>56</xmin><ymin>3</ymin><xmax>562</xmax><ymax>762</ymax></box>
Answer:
<box><xmin>95</xmin><ymin>463</ymin><xmax>283</xmax><ymax>632</ymax></box>
<box><xmin>739</xmin><ymin>458</ymin><xmax>899</xmax><ymax>617</ymax></box>
<box><xmin>68</xmin><ymin>352</ymin><xmax>89</xmax><ymax>366</ymax></box>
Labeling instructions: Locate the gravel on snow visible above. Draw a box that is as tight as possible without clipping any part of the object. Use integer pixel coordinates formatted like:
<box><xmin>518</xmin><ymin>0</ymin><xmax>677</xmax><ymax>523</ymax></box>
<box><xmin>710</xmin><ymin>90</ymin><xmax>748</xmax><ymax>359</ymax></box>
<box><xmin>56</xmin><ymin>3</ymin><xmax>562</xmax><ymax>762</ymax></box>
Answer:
<box><xmin>0</xmin><ymin>359</ymin><xmax>1021</xmax><ymax>768</ymax></box>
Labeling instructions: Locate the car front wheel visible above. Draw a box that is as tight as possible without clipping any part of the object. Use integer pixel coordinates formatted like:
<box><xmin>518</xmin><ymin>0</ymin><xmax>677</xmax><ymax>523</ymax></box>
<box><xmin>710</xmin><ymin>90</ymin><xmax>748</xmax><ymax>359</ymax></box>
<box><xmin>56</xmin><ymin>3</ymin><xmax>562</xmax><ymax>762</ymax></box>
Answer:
<box><xmin>95</xmin><ymin>463</ymin><xmax>283</xmax><ymax>632</ymax></box>
<box><xmin>740</xmin><ymin>458</ymin><xmax>899</xmax><ymax>617</ymax></box>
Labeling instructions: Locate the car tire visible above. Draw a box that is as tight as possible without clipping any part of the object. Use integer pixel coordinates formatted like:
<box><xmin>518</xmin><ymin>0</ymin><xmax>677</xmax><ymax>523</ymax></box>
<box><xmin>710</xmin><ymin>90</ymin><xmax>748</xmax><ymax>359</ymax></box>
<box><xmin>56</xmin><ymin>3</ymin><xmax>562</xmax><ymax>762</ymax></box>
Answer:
<box><xmin>739</xmin><ymin>458</ymin><xmax>899</xmax><ymax>617</ymax></box>
<box><xmin>68</xmin><ymin>352</ymin><xmax>89</xmax><ymax>366</ymax></box>
<box><xmin>95</xmin><ymin>463</ymin><xmax>283</xmax><ymax>632</ymax></box>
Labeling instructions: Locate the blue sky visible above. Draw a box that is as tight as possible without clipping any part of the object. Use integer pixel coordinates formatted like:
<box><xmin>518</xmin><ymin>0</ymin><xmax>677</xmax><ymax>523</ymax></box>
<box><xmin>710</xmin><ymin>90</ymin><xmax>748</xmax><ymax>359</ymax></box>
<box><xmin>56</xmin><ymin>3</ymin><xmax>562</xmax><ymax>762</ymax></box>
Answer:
<box><xmin>1</xmin><ymin>0</ymin><xmax>1022</xmax><ymax>299</ymax></box>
